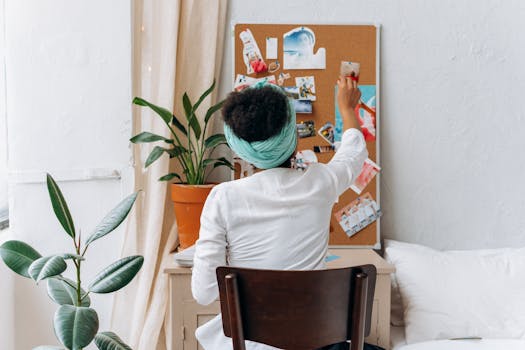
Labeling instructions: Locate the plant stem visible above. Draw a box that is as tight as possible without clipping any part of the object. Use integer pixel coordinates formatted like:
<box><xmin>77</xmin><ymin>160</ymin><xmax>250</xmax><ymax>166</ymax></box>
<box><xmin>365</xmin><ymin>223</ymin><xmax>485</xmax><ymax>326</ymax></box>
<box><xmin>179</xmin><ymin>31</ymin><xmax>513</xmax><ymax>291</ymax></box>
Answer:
<box><xmin>75</xmin><ymin>232</ymin><xmax>82</xmax><ymax>306</ymax></box>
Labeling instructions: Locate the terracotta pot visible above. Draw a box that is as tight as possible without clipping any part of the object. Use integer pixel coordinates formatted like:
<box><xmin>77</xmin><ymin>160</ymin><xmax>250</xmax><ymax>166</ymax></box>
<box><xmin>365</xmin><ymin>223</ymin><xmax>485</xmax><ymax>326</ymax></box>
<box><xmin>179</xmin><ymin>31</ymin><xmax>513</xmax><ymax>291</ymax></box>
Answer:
<box><xmin>171</xmin><ymin>183</ymin><xmax>215</xmax><ymax>249</ymax></box>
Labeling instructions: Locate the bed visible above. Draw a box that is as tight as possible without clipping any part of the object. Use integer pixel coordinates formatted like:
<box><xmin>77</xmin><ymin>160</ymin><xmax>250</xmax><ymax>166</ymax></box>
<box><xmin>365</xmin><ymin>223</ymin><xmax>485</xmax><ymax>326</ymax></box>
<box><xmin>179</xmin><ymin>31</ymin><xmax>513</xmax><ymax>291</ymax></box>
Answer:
<box><xmin>384</xmin><ymin>240</ymin><xmax>525</xmax><ymax>350</ymax></box>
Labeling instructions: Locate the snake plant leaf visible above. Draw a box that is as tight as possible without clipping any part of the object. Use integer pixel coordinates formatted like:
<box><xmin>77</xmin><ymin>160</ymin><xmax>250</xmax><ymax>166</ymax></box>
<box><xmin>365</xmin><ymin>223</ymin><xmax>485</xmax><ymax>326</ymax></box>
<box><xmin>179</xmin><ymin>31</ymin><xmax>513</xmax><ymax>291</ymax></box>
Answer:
<box><xmin>0</xmin><ymin>240</ymin><xmax>42</xmax><ymax>278</ymax></box>
<box><xmin>61</xmin><ymin>253</ymin><xmax>85</xmax><ymax>261</ymax></box>
<box><xmin>182</xmin><ymin>93</ymin><xmax>202</xmax><ymax>139</ymax></box>
<box><xmin>204</xmin><ymin>134</ymin><xmax>227</xmax><ymax>149</ymax></box>
<box><xmin>171</xmin><ymin>115</ymin><xmax>187</xmax><ymax>136</ymax></box>
<box><xmin>46</xmin><ymin>174</ymin><xmax>76</xmax><ymax>239</ymax></box>
<box><xmin>145</xmin><ymin>146</ymin><xmax>166</xmax><ymax>168</ymax></box>
<box><xmin>33</xmin><ymin>346</ymin><xmax>65</xmax><ymax>349</ymax></box>
<box><xmin>89</xmin><ymin>255</ymin><xmax>144</xmax><ymax>294</ymax></box>
<box><xmin>193</xmin><ymin>79</ymin><xmax>216</xmax><ymax>113</ymax></box>
<box><xmin>132</xmin><ymin>97</ymin><xmax>172</xmax><ymax>124</ymax></box>
<box><xmin>85</xmin><ymin>192</ymin><xmax>139</xmax><ymax>246</ymax></box>
<box><xmin>158</xmin><ymin>173</ymin><xmax>182</xmax><ymax>182</ymax></box>
<box><xmin>204</xmin><ymin>99</ymin><xmax>225</xmax><ymax>123</ymax></box>
<box><xmin>54</xmin><ymin>305</ymin><xmax>98</xmax><ymax>350</ymax></box>
<box><xmin>94</xmin><ymin>332</ymin><xmax>132</xmax><ymax>350</ymax></box>
<box><xmin>130</xmin><ymin>131</ymin><xmax>172</xmax><ymax>144</ymax></box>
<box><xmin>47</xmin><ymin>277</ymin><xmax>91</xmax><ymax>307</ymax></box>
<box><xmin>29</xmin><ymin>255</ymin><xmax>67</xmax><ymax>282</ymax></box>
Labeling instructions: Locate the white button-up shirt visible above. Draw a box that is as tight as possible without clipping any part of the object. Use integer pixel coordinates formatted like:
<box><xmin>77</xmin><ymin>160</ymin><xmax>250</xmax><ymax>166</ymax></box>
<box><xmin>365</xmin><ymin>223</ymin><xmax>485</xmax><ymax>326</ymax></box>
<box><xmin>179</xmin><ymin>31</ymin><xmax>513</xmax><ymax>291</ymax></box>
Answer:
<box><xmin>191</xmin><ymin>128</ymin><xmax>368</xmax><ymax>350</ymax></box>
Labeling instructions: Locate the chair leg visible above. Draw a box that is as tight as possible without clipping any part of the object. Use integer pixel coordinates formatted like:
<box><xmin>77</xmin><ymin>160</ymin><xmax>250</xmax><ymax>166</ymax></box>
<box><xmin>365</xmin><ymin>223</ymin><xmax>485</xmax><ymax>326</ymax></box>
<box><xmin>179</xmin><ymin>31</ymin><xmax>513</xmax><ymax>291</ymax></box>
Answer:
<box><xmin>226</xmin><ymin>273</ymin><xmax>246</xmax><ymax>350</ymax></box>
<box><xmin>350</xmin><ymin>272</ymin><xmax>368</xmax><ymax>350</ymax></box>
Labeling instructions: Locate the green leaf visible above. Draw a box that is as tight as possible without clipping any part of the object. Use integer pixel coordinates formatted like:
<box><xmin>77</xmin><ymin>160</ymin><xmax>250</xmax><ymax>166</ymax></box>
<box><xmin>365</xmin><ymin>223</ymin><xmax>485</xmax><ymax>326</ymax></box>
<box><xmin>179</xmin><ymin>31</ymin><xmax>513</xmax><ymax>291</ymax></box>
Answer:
<box><xmin>33</xmin><ymin>346</ymin><xmax>65</xmax><ymax>350</ymax></box>
<box><xmin>0</xmin><ymin>240</ymin><xmax>42</xmax><ymax>278</ymax></box>
<box><xmin>89</xmin><ymin>256</ymin><xmax>144</xmax><ymax>294</ymax></box>
<box><xmin>132</xmin><ymin>97</ymin><xmax>172</xmax><ymax>124</ymax></box>
<box><xmin>182</xmin><ymin>93</ymin><xmax>202</xmax><ymax>139</ymax></box>
<box><xmin>165</xmin><ymin>146</ymin><xmax>186</xmax><ymax>159</ymax></box>
<box><xmin>47</xmin><ymin>277</ymin><xmax>91</xmax><ymax>307</ymax></box>
<box><xmin>193</xmin><ymin>79</ymin><xmax>216</xmax><ymax>113</ymax></box>
<box><xmin>54</xmin><ymin>305</ymin><xmax>98</xmax><ymax>350</ymax></box>
<box><xmin>47</xmin><ymin>174</ymin><xmax>76</xmax><ymax>239</ymax></box>
<box><xmin>85</xmin><ymin>192</ymin><xmax>139</xmax><ymax>246</ymax></box>
<box><xmin>61</xmin><ymin>253</ymin><xmax>85</xmax><ymax>261</ymax></box>
<box><xmin>130</xmin><ymin>132</ymin><xmax>172</xmax><ymax>144</ymax></box>
<box><xmin>158</xmin><ymin>173</ymin><xmax>182</xmax><ymax>182</ymax></box>
<box><xmin>144</xmin><ymin>146</ymin><xmax>166</xmax><ymax>168</ymax></box>
<box><xmin>94</xmin><ymin>332</ymin><xmax>132</xmax><ymax>350</ymax></box>
<box><xmin>171</xmin><ymin>115</ymin><xmax>187</xmax><ymax>136</ymax></box>
<box><xmin>29</xmin><ymin>255</ymin><xmax>67</xmax><ymax>282</ymax></box>
<box><xmin>204</xmin><ymin>99</ymin><xmax>225</xmax><ymax>123</ymax></box>
<box><xmin>212</xmin><ymin>157</ymin><xmax>234</xmax><ymax>170</ymax></box>
<box><xmin>204</xmin><ymin>134</ymin><xmax>227</xmax><ymax>149</ymax></box>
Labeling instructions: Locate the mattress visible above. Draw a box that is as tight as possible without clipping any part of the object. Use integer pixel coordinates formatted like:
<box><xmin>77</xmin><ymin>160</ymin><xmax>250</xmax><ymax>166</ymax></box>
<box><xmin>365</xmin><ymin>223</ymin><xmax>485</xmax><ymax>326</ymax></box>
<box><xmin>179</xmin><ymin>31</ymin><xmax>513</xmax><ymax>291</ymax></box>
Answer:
<box><xmin>390</xmin><ymin>326</ymin><xmax>525</xmax><ymax>350</ymax></box>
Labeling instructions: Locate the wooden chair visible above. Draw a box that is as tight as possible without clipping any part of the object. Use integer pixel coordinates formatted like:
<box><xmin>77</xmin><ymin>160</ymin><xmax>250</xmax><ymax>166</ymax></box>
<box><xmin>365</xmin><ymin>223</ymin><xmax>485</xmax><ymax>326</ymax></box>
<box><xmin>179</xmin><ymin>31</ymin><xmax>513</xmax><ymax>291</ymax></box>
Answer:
<box><xmin>216</xmin><ymin>265</ymin><xmax>377</xmax><ymax>350</ymax></box>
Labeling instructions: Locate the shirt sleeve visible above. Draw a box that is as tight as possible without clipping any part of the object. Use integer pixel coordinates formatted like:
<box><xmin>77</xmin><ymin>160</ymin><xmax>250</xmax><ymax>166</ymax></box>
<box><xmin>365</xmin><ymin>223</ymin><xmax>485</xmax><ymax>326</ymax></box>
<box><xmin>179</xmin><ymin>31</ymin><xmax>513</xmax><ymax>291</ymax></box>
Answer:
<box><xmin>191</xmin><ymin>186</ymin><xmax>227</xmax><ymax>305</ymax></box>
<box><xmin>326</xmin><ymin>128</ymin><xmax>368</xmax><ymax>198</ymax></box>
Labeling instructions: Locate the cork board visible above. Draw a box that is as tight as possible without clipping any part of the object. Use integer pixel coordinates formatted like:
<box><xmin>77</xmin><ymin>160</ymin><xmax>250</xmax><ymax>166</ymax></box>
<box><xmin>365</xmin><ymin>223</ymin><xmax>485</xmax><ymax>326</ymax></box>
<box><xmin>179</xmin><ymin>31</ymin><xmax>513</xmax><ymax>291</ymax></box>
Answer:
<box><xmin>233</xmin><ymin>23</ymin><xmax>380</xmax><ymax>248</ymax></box>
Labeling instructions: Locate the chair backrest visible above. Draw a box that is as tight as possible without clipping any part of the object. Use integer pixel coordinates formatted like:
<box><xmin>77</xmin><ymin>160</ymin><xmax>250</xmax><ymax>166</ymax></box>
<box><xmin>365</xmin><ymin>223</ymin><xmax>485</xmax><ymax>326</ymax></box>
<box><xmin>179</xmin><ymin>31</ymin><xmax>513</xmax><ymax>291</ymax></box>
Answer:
<box><xmin>216</xmin><ymin>265</ymin><xmax>377</xmax><ymax>350</ymax></box>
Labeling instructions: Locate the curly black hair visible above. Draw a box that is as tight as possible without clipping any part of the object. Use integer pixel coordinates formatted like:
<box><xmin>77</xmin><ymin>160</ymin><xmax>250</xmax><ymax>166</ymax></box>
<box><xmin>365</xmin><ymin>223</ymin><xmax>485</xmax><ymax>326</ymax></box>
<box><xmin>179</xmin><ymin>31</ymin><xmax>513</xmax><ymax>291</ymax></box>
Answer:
<box><xmin>222</xmin><ymin>86</ymin><xmax>290</xmax><ymax>142</ymax></box>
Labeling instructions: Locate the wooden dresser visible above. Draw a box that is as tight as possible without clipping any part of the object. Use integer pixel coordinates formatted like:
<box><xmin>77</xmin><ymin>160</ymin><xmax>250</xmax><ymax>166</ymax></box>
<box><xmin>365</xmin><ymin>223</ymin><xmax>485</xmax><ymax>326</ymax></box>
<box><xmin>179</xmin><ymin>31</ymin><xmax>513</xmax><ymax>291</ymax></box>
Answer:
<box><xmin>165</xmin><ymin>249</ymin><xmax>395</xmax><ymax>350</ymax></box>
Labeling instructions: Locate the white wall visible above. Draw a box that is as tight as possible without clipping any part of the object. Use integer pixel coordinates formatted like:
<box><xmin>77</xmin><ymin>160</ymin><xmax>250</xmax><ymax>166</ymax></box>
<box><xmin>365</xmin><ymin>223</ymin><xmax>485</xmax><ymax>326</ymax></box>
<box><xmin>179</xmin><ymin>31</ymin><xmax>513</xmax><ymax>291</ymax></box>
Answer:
<box><xmin>4</xmin><ymin>1</ymin><xmax>133</xmax><ymax>349</ymax></box>
<box><xmin>222</xmin><ymin>0</ymin><xmax>525</xmax><ymax>250</ymax></box>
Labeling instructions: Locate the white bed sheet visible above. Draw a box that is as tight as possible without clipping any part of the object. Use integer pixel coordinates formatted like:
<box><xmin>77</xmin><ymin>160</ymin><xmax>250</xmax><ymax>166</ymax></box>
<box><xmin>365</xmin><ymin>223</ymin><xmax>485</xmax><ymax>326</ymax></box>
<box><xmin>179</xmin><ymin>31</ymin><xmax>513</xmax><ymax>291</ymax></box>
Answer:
<box><xmin>390</xmin><ymin>326</ymin><xmax>525</xmax><ymax>350</ymax></box>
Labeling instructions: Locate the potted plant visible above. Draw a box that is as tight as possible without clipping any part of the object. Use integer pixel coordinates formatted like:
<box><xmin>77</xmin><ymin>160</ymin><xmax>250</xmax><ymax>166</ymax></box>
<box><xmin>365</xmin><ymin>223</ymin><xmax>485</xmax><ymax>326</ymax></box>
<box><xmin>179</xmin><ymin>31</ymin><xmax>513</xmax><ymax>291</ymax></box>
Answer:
<box><xmin>0</xmin><ymin>174</ymin><xmax>141</xmax><ymax>350</ymax></box>
<box><xmin>131</xmin><ymin>80</ymin><xmax>232</xmax><ymax>249</ymax></box>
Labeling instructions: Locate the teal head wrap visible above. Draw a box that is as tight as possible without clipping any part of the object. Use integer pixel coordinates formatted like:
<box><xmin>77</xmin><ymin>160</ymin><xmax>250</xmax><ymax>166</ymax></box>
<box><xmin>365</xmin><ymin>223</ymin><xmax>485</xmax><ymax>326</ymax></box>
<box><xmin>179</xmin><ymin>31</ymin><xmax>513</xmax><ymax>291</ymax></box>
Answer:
<box><xmin>224</xmin><ymin>81</ymin><xmax>297</xmax><ymax>169</ymax></box>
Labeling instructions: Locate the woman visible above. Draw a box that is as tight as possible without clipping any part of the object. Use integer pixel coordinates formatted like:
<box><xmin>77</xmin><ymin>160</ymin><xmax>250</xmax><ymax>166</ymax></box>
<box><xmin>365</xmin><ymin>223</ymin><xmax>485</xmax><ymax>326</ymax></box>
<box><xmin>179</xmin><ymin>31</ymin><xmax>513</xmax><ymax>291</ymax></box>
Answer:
<box><xmin>192</xmin><ymin>76</ymin><xmax>368</xmax><ymax>350</ymax></box>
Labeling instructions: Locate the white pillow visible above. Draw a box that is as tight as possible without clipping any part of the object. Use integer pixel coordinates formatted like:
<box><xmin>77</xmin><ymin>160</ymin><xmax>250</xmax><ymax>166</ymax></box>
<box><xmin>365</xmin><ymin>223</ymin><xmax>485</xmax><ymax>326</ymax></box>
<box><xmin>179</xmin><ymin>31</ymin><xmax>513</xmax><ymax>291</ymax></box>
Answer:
<box><xmin>384</xmin><ymin>240</ymin><xmax>525</xmax><ymax>344</ymax></box>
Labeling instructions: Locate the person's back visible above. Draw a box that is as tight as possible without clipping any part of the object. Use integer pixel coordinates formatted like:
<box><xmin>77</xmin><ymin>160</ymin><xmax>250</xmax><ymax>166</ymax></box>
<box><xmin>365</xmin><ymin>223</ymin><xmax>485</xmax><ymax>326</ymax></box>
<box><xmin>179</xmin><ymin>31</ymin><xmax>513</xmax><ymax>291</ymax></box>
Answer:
<box><xmin>192</xmin><ymin>77</ymin><xmax>366</xmax><ymax>350</ymax></box>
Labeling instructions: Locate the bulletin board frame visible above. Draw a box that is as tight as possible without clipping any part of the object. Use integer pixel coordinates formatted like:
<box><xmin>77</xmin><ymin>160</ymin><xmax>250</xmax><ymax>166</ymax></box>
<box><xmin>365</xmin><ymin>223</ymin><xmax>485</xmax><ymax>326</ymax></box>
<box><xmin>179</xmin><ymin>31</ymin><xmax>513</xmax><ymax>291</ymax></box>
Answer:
<box><xmin>231</xmin><ymin>22</ymin><xmax>381</xmax><ymax>249</ymax></box>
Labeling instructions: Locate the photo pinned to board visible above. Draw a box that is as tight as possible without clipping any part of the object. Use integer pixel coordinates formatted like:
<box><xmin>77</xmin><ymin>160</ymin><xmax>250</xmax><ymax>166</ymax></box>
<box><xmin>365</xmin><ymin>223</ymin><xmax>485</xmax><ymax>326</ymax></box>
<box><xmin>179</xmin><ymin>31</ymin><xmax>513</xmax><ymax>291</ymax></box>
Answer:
<box><xmin>293</xmin><ymin>100</ymin><xmax>312</xmax><ymax>114</ymax></box>
<box><xmin>233</xmin><ymin>74</ymin><xmax>276</xmax><ymax>91</ymax></box>
<box><xmin>334</xmin><ymin>192</ymin><xmax>382</xmax><ymax>238</ymax></box>
<box><xmin>318</xmin><ymin>122</ymin><xmax>335</xmax><ymax>146</ymax></box>
<box><xmin>283</xmin><ymin>26</ymin><xmax>326</xmax><ymax>69</ymax></box>
<box><xmin>266</xmin><ymin>37</ymin><xmax>278</xmax><ymax>59</ymax></box>
<box><xmin>295</xmin><ymin>76</ymin><xmax>316</xmax><ymax>101</ymax></box>
<box><xmin>239</xmin><ymin>28</ymin><xmax>266</xmax><ymax>74</ymax></box>
<box><xmin>340</xmin><ymin>61</ymin><xmax>360</xmax><ymax>80</ymax></box>
<box><xmin>350</xmin><ymin>159</ymin><xmax>380</xmax><ymax>195</ymax></box>
<box><xmin>296</xmin><ymin>120</ymin><xmax>316</xmax><ymax>138</ymax></box>
<box><xmin>335</xmin><ymin>85</ymin><xmax>377</xmax><ymax>142</ymax></box>
<box><xmin>293</xmin><ymin>149</ymin><xmax>318</xmax><ymax>171</ymax></box>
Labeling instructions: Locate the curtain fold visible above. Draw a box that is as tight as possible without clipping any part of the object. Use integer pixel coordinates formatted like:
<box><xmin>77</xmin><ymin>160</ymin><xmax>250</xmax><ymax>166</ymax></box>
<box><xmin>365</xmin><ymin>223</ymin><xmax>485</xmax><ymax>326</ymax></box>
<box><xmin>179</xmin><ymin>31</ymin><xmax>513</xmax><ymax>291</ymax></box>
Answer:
<box><xmin>110</xmin><ymin>1</ymin><xmax>227</xmax><ymax>349</ymax></box>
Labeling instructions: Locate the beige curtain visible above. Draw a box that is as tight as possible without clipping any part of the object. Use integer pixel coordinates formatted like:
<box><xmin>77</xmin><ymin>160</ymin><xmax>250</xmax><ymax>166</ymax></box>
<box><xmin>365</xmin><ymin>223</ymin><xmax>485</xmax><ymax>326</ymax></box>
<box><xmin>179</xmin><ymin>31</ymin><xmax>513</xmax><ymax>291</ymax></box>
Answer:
<box><xmin>110</xmin><ymin>1</ymin><xmax>227</xmax><ymax>349</ymax></box>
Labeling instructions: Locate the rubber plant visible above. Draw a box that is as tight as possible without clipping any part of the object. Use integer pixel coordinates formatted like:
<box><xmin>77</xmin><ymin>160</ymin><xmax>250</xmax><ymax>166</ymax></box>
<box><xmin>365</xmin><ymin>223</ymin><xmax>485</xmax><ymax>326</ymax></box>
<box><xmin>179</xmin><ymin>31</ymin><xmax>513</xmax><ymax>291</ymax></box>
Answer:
<box><xmin>130</xmin><ymin>79</ymin><xmax>233</xmax><ymax>184</ymax></box>
<box><xmin>0</xmin><ymin>174</ymin><xmax>142</xmax><ymax>350</ymax></box>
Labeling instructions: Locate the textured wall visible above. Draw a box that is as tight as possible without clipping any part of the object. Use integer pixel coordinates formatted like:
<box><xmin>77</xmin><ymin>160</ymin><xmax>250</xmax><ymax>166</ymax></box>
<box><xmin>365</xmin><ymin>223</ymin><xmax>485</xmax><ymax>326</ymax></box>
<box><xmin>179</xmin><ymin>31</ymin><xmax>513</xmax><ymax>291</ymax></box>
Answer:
<box><xmin>220</xmin><ymin>0</ymin><xmax>525</xmax><ymax>250</ymax></box>
<box><xmin>4</xmin><ymin>1</ymin><xmax>133</xmax><ymax>349</ymax></box>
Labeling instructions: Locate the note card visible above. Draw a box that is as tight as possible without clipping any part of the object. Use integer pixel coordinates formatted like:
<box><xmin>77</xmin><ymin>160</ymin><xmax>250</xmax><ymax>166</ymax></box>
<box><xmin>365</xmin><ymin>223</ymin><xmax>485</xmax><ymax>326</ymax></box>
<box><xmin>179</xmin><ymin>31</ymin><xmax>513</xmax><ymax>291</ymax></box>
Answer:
<box><xmin>266</xmin><ymin>37</ymin><xmax>278</xmax><ymax>59</ymax></box>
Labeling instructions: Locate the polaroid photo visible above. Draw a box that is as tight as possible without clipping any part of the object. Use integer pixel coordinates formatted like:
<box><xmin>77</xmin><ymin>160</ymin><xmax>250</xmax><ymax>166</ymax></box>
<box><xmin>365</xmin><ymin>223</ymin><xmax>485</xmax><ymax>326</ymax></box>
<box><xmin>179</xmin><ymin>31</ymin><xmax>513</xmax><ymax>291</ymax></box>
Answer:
<box><xmin>340</xmin><ymin>61</ymin><xmax>360</xmax><ymax>79</ymax></box>
<box><xmin>334</xmin><ymin>192</ymin><xmax>382</xmax><ymax>238</ymax></box>
<box><xmin>293</xmin><ymin>149</ymin><xmax>318</xmax><ymax>171</ymax></box>
<box><xmin>295</xmin><ymin>76</ymin><xmax>316</xmax><ymax>101</ymax></box>
<box><xmin>293</xmin><ymin>100</ymin><xmax>312</xmax><ymax>114</ymax></box>
<box><xmin>296</xmin><ymin>120</ymin><xmax>316</xmax><ymax>138</ymax></box>
<box><xmin>283</xmin><ymin>26</ymin><xmax>326</xmax><ymax>70</ymax></box>
<box><xmin>350</xmin><ymin>158</ymin><xmax>381</xmax><ymax>195</ymax></box>
<box><xmin>318</xmin><ymin>122</ymin><xmax>335</xmax><ymax>145</ymax></box>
